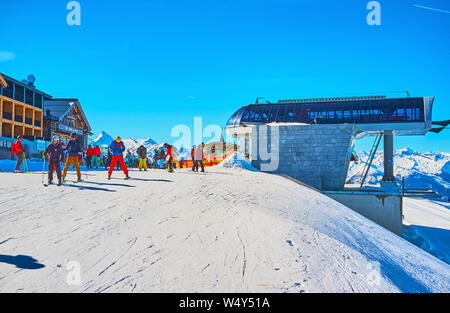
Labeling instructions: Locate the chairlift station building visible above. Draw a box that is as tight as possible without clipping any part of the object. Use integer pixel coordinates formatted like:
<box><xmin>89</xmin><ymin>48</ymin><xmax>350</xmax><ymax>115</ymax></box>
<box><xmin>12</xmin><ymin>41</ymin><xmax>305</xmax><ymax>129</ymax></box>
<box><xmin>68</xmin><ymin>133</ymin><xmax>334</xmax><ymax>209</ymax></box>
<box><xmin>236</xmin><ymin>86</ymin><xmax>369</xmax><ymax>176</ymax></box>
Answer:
<box><xmin>226</xmin><ymin>95</ymin><xmax>442</xmax><ymax>235</ymax></box>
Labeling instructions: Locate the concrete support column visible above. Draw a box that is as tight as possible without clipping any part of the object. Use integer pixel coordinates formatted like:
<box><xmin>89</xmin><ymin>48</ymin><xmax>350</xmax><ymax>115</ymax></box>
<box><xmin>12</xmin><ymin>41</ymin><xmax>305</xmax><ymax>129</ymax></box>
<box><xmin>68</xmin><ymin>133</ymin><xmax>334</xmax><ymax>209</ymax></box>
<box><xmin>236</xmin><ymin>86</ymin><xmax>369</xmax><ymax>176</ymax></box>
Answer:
<box><xmin>382</xmin><ymin>130</ymin><xmax>395</xmax><ymax>182</ymax></box>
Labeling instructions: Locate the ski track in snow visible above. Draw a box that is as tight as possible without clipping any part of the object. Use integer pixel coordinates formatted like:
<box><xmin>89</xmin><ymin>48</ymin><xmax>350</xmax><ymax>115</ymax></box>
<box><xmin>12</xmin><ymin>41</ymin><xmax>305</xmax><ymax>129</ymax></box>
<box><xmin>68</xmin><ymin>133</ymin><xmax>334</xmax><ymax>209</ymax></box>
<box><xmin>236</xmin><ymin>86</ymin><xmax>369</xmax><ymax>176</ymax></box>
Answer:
<box><xmin>0</xmin><ymin>168</ymin><xmax>449</xmax><ymax>292</ymax></box>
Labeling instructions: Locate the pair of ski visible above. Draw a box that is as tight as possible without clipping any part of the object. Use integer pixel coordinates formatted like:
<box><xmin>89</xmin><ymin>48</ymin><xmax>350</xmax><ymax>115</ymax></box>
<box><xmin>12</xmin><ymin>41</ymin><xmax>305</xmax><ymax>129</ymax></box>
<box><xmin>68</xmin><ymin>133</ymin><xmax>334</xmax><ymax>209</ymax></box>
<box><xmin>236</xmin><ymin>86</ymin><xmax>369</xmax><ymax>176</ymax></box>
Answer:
<box><xmin>108</xmin><ymin>177</ymin><xmax>130</xmax><ymax>180</ymax></box>
<box><xmin>43</xmin><ymin>182</ymin><xmax>63</xmax><ymax>187</ymax></box>
<box><xmin>43</xmin><ymin>178</ymin><xmax>82</xmax><ymax>187</ymax></box>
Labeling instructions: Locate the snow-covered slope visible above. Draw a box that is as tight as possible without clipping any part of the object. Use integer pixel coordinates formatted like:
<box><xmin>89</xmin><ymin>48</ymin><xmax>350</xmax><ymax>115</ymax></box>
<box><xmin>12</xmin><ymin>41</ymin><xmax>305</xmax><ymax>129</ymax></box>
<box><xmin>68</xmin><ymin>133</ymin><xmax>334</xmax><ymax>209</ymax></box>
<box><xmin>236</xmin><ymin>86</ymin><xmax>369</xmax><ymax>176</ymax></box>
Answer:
<box><xmin>0</xmin><ymin>168</ymin><xmax>449</xmax><ymax>292</ymax></box>
<box><xmin>348</xmin><ymin>149</ymin><xmax>450</xmax><ymax>199</ymax></box>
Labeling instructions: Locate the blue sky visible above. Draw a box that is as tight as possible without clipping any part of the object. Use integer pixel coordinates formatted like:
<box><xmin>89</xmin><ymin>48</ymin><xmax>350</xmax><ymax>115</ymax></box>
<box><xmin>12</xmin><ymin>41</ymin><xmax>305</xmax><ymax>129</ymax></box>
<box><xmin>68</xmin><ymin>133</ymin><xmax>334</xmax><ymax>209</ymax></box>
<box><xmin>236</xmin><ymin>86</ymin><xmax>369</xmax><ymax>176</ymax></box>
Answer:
<box><xmin>1</xmin><ymin>0</ymin><xmax>449</xmax><ymax>152</ymax></box>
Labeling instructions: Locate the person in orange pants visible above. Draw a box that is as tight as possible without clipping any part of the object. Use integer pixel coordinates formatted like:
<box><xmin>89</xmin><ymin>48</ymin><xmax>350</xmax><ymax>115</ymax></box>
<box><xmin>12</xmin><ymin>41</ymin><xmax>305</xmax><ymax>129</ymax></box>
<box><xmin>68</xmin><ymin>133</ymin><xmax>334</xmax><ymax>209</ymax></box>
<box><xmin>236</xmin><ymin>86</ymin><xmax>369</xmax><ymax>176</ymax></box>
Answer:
<box><xmin>108</xmin><ymin>137</ymin><xmax>129</xmax><ymax>180</ymax></box>
<box><xmin>62</xmin><ymin>133</ymin><xmax>82</xmax><ymax>182</ymax></box>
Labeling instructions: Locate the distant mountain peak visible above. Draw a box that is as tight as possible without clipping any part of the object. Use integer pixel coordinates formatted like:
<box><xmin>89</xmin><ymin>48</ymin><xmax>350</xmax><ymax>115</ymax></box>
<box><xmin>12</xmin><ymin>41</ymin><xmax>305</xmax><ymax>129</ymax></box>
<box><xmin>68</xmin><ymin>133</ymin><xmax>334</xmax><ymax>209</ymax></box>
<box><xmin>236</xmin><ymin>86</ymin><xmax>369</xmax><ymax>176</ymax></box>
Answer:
<box><xmin>348</xmin><ymin>149</ymin><xmax>450</xmax><ymax>199</ymax></box>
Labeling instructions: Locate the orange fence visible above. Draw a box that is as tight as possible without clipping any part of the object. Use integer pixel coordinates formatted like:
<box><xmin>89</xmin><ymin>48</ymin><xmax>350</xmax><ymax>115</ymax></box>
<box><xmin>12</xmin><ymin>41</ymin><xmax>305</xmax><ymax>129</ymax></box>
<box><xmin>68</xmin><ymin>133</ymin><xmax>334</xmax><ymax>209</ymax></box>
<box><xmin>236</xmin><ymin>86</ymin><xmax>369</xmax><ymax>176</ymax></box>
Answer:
<box><xmin>177</xmin><ymin>150</ymin><xmax>236</xmax><ymax>169</ymax></box>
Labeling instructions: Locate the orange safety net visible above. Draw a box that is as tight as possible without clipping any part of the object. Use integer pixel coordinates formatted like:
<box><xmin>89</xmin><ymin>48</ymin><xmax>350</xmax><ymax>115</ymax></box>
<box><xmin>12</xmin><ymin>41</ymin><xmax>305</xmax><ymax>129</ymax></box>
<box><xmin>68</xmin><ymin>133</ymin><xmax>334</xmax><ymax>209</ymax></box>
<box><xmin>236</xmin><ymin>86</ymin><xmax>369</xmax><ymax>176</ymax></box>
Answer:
<box><xmin>177</xmin><ymin>150</ymin><xmax>236</xmax><ymax>169</ymax></box>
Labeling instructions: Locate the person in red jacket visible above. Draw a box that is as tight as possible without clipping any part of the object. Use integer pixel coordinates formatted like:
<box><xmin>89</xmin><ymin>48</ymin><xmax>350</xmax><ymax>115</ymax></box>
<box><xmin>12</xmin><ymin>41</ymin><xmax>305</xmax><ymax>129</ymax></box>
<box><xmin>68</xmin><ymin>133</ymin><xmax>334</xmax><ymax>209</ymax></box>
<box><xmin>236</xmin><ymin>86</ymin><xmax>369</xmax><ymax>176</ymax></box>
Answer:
<box><xmin>193</xmin><ymin>143</ymin><xmax>205</xmax><ymax>172</ymax></box>
<box><xmin>165</xmin><ymin>143</ymin><xmax>175</xmax><ymax>172</ymax></box>
<box><xmin>92</xmin><ymin>145</ymin><xmax>101</xmax><ymax>169</ymax></box>
<box><xmin>86</xmin><ymin>145</ymin><xmax>93</xmax><ymax>169</ymax></box>
<box><xmin>11</xmin><ymin>135</ymin><xmax>24</xmax><ymax>173</ymax></box>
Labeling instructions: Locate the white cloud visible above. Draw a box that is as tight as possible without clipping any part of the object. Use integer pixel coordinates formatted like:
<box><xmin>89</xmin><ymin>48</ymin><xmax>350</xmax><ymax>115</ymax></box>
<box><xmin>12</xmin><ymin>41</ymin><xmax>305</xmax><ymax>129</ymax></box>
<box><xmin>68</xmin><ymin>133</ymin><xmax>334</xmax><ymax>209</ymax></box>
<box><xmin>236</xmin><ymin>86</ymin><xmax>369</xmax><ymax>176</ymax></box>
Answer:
<box><xmin>0</xmin><ymin>51</ymin><xmax>16</xmax><ymax>62</ymax></box>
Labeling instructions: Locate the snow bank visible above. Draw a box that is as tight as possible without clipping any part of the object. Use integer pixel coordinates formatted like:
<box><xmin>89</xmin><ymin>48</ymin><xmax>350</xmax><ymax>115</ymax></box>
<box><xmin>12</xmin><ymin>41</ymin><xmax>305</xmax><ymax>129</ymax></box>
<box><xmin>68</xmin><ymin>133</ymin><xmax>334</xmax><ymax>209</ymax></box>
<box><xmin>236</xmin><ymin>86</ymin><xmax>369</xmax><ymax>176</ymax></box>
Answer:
<box><xmin>215</xmin><ymin>152</ymin><xmax>258</xmax><ymax>171</ymax></box>
<box><xmin>403</xmin><ymin>198</ymin><xmax>450</xmax><ymax>265</ymax></box>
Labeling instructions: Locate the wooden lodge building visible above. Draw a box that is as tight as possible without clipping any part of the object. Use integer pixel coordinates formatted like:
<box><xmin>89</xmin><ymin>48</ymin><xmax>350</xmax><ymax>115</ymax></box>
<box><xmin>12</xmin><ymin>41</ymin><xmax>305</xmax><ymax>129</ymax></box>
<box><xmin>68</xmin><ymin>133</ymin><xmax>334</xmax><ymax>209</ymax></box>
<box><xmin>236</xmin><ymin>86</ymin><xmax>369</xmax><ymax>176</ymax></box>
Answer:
<box><xmin>0</xmin><ymin>73</ymin><xmax>46</xmax><ymax>140</ymax></box>
<box><xmin>0</xmin><ymin>73</ymin><xmax>91</xmax><ymax>149</ymax></box>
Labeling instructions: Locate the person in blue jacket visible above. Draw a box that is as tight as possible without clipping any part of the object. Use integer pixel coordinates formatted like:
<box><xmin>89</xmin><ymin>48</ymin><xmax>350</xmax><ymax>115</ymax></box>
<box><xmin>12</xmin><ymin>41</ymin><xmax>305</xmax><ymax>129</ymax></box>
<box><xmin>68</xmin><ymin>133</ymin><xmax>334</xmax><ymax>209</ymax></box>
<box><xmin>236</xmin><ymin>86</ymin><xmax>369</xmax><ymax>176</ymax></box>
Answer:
<box><xmin>62</xmin><ymin>132</ymin><xmax>82</xmax><ymax>182</ymax></box>
<box><xmin>108</xmin><ymin>136</ymin><xmax>129</xmax><ymax>180</ymax></box>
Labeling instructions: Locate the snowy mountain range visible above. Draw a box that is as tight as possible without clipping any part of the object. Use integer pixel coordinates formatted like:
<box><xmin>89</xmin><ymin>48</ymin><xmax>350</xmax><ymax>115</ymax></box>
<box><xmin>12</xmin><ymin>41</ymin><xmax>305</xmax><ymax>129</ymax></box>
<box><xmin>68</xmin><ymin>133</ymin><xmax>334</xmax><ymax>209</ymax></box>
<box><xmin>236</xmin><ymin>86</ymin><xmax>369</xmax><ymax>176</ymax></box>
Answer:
<box><xmin>89</xmin><ymin>131</ymin><xmax>185</xmax><ymax>159</ymax></box>
<box><xmin>90</xmin><ymin>131</ymin><xmax>115</xmax><ymax>148</ymax></box>
<box><xmin>89</xmin><ymin>131</ymin><xmax>160</xmax><ymax>155</ymax></box>
<box><xmin>348</xmin><ymin>148</ymin><xmax>450</xmax><ymax>199</ymax></box>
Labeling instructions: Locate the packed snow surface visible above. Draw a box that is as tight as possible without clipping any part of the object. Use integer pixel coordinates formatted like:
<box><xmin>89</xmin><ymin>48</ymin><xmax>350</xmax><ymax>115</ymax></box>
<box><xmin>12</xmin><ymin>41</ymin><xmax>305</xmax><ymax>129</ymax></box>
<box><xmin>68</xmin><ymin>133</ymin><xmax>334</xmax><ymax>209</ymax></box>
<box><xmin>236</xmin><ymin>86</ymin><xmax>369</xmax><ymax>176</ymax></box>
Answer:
<box><xmin>0</xmin><ymin>168</ymin><xmax>449</xmax><ymax>292</ymax></box>
<box><xmin>403</xmin><ymin>198</ymin><xmax>450</xmax><ymax>265</ymax></box>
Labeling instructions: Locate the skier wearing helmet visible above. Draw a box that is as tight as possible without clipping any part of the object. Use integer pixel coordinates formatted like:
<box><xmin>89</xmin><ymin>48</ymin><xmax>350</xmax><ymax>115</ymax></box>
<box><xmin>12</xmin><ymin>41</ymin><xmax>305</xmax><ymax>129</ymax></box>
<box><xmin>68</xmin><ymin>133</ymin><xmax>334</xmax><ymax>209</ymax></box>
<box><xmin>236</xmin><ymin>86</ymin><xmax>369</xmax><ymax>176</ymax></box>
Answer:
<box><xmin>45</xmin><ymin>136</ymin><xmax>65</xmax><ymax>185</ymax></box>
<box><xmin>108</xmin><ymin>136</ymin><xmax>129</xmax><ymax>180</ymax></box>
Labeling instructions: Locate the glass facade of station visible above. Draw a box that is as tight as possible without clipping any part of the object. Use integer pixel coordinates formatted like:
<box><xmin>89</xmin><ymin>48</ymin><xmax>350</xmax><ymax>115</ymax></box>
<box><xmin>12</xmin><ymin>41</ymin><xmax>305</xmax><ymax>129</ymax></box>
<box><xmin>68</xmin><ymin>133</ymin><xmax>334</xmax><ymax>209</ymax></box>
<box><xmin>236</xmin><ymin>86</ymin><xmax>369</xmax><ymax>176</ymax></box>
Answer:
<box><xmin>226</xmin><ymin>97</ymin><xmax>425</xmax><ymax>127</ymax></box>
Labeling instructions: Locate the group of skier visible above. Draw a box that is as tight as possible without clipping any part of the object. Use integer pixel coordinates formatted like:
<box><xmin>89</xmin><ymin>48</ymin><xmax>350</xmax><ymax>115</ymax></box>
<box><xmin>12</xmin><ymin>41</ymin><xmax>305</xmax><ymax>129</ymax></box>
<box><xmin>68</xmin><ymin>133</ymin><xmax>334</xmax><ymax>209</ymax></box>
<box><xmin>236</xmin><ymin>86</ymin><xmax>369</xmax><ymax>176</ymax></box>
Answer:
<box><xmin>11</xmin><ymin>133</ymin><xmax>203</xmax><ymax>186</ymax></box>
<box><xmin>86</xmin><ymin>145</ymin><xmax>102</xmax><ymax>169</ymax></box>
<box><xmin>191</xmin><ymin>143</ymin><xmax>205</xmax><ymax>172</ymax></box>
<box><xmin>43</xmin><ymin>133</ymin><xmax>83</xmax><ymax>185</ymax></box>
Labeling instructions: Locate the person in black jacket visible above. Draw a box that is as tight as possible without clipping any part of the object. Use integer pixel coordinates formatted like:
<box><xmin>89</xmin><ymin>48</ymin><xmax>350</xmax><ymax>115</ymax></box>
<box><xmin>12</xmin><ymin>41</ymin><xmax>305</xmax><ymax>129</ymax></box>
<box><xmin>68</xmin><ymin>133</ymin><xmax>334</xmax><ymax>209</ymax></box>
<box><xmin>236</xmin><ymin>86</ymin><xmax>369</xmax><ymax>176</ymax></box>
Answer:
<box><xmin>62</xmin><ymin>132</ymin><xmax>82</xmax><ymax>182</ymax></box>
<box><xmin>157</xmin><ymin>148</ymin><xmax>166</xmax><ymax>169</ymax></box>
<box><xmin>45</xmin><ymin>136</ymin><xmax>65</xmax><ymax>185</ymax></box>
<box><xmin>136</xmin><ymin>145</ymin><xmax>148</xmax><ymax>171</ymax></box>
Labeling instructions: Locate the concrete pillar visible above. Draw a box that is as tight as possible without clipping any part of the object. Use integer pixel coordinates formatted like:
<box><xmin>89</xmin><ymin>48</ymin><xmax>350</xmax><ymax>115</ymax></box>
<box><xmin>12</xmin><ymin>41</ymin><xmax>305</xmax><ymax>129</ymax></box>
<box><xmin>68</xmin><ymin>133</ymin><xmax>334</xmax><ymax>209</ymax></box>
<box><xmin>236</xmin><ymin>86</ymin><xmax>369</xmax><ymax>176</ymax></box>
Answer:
<box><xmin>382</xmin><ymin>130</ymin><xmax>395</xmax><ymax>182</ymax></box>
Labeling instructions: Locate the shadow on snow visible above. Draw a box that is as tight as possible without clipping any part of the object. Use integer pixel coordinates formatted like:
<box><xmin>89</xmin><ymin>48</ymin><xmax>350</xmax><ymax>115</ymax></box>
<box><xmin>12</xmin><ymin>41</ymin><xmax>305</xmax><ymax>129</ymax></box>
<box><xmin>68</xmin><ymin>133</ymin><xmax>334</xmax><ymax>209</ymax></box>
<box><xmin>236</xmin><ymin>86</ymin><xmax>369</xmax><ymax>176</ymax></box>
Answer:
<box><xmin>0</xmin><ymin>254</ymin><xmax>45</xmax><ymax>270</ymax></box>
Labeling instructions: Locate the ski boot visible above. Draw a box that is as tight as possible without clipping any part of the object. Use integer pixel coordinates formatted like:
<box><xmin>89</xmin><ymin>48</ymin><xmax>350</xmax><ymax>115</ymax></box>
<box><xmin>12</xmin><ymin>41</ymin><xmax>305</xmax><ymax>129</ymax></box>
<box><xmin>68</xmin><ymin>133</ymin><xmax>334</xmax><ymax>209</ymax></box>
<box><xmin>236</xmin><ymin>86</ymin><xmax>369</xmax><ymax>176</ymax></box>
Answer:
<box><xmin>48</xmin><ymin>179</ymin><xmax>53</xmax><ymax>185</ymax></box>
<box><xmin>107</xmin><ymin>174</ymin><xmax>111</xmax><ymax>180</ymax></box>
<box><xmin>57</xmin><ymin>178</ymin><xmax>62</xmax><ymax>186</ymax></box>
<box><xmin>61</xmin><ymin>176</ymin><xmax>66</xmax><ymax>183</ymax></box>
<box><xmin>124</xmin><ymin>174</ymin><xmax>129</xmax><ymax>180</ymax></box>
<box><xmin>77</xmin><ymin>177</ymin><xmax>82</xmax><ymax>182</ymax></box>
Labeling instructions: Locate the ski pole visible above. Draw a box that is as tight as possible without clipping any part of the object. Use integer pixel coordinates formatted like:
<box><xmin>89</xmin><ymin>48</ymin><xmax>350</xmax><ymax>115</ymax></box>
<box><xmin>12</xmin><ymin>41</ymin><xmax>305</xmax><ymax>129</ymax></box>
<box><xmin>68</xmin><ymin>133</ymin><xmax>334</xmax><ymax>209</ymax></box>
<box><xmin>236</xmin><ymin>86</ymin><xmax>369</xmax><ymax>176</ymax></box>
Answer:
<box><xmin>41</xmin><ymin>152</ymin><xmax>46</xmax><ymax>185</ymax></box>
<box><xmin>23</xmin><ymin>152</ymin><xmax>28</xmax><ymax>173</ymax></box>
<box><xmin>83</xmin><ymin>156</ymin><xmax>88</xmax><ymax>180</ymax></box>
